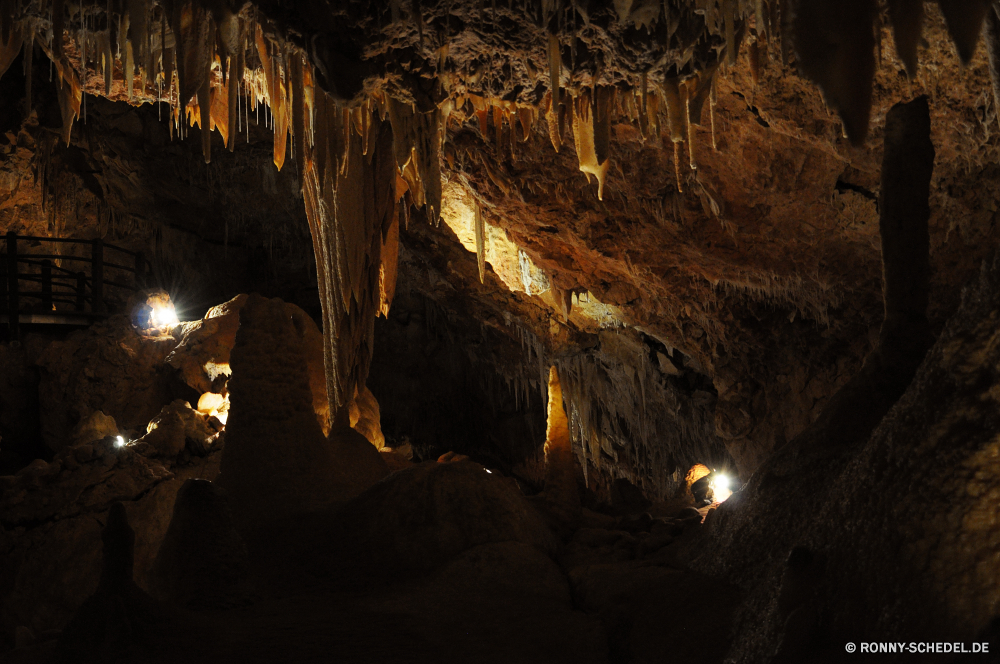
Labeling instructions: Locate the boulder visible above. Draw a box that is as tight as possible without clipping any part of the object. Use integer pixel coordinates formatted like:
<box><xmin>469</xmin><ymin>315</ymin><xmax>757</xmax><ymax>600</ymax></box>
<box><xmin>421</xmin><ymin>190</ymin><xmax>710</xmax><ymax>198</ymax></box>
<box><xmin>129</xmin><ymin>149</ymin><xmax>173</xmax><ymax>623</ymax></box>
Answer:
<box><xmin>134</xmin><ymin>400</ymin><xmax>221</xmax><ymax>458</ymax></box>
<box><xmin>165</xmin><ymin>294</ymin><xmax>246</xmax><ymax>396</ymax></box>
<box><xmin>36</xmin><ymin>316</ymin><xmax>175</xmax><ymax>453</ymax></box>
<box><xmin>359</xmin><ymin>542</ymin><xmax>608</xmax><ymax>664</ymax></box>
<box><xmin>302</xmin><ymin>460</ymin><xmax>557</xmax><ymax>578</ymax></box>
<box><xmin>218</xmin><ymin>294</ymin><xmax>388</xmax><ymax>530</ymax></box>
<box><xmin>68</xmin><ymin>411</ymin><xmax>119</xmax><ymax>448</ymax></box>
<box><xmin>570</xmin><ymin>562</ymin><xmax>739</xmax><ymax>664</ymax></box>
<box><xmin>349</xmin><ymin>384</ymin><xmax>385</xmax><ymax>449</ymax></box>
<box><xmin>0</xmin><ymin>436</ymin><xmax>221</xmax><ymax>638</ymax></box>
<box><xmin>149</xmin><ymin>479</ymin><xmax>251</xmax><ymax>609</ymax></box>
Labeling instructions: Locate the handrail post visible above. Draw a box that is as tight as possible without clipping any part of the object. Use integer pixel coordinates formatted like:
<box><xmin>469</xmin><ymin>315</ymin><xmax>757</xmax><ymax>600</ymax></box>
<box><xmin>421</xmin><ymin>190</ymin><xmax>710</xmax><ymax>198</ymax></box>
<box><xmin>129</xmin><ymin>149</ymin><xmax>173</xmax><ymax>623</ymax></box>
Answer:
<box><xmin>75</xmin><ymin>271</ymin><xmax>86</xmax><ymax>311</ymax></box>
<box><xmin>41</xmin><ymin>259</ymin><xmax>52</xmax><ymax>310</ymax></box>
<box><xmin>92</xmin><ymin>238</ymin><xmax>105</xmax><ymax>314</ymax></box>
<box><xmin>6</xmin><ymin>231</ymin><xmax>18</xmax><ymax>341</ymax></box>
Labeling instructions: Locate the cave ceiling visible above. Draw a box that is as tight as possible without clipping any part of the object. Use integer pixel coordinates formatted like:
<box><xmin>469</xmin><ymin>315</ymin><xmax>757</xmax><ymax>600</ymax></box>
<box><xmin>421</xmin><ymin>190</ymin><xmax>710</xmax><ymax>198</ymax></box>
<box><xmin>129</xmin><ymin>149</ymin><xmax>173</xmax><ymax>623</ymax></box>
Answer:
<box><xmin>2</xmin><ymin>0</ymin><xmax>1000</xmax><ymax>483</ymax></box>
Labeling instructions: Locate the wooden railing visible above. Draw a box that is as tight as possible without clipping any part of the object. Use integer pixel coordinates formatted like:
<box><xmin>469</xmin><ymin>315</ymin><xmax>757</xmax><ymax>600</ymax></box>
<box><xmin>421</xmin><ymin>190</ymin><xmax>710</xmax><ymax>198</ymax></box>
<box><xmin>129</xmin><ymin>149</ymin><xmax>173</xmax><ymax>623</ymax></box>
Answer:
<box><xmin>1</xmin><ymin>231</ymin><xmax>149</xmax><ymax>340</ymax></box>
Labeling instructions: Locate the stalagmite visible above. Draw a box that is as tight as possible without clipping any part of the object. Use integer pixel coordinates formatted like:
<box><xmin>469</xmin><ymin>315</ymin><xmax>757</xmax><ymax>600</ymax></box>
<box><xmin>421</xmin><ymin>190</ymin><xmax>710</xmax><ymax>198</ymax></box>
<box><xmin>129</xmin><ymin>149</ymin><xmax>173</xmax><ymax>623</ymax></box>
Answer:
<box><xmin>543</xmin><ymin>365</ymin><xmax>580</xmax><ymax>525</ymax></box>
<box><xmin>764</xmin><ymin>96</ymin><xmax>934</xmax><ymax>476</ymax></box>
<box><xmin>475</xmin><ymin>201</ymin><xmax>486</xmax><ymax>283</ymax></box>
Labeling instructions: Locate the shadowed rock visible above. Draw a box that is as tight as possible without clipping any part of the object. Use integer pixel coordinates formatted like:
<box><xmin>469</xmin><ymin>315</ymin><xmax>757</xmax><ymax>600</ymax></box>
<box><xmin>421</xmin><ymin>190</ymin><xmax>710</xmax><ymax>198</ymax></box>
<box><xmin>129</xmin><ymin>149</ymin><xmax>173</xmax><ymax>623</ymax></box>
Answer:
<box><xmin>217</xmin><ymin>294</ymin><xmax>388</xmax><ymax>532</ymax></box>
<box><xmin>150</xmin><ymin>479</ymin><xmax>251</xmax><ymax>609</ymax></box>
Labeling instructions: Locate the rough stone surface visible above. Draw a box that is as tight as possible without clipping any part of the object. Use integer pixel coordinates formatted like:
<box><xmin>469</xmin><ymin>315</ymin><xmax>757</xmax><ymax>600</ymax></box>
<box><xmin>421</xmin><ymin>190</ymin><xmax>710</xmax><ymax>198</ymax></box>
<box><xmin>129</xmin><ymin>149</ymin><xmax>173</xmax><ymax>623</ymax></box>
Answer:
<box><xmin>68</xmin><ymin>411</ymin><xmax>119</xmax><ymax>448</ymax></box>
<box><xmin>0</xmin><ymin>438</ymin><xmax>221</xmax><ymax>640</ymax></box>
<box><xmin>686</xmin><ymin>256</ymin><xmax>1000</xmax><ymax>660</ymax></box>
<box><xmin>218</xmin><ymin>294</ymin><xmax>388</xmax><ymax>530</ymax></box>
<box><xmin>150</xmin><ymin>479</ymin><xmax>251</xmax><ymax>609</ymax></box>
<box><xmin>300</xmin><ymin>460</ymin><xmax>558</xmax><ymax>578</ymax></box>
<box><xmin>135</xmin><ymin>399</ymin><xmax>222</xmax><ymax>458</ymax></box>
<box><xmin>35</xmin><ymin>316</ymin><xmax>176</xmax><ymax>453</ymax></box>
<box><xmin>166</xmin><ymin>294</ymin><xmax>247</xmax><ymax>396</ymax></box>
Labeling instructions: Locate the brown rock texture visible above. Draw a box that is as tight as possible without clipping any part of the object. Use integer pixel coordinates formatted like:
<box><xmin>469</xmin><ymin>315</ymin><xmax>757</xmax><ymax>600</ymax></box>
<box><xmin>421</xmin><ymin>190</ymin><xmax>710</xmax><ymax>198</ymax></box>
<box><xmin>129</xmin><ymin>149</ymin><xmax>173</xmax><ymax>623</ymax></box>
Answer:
<box><xmin>218</xmin><ymin>293</ymin><xmax>388</xmax><ymax>530</ymax></box>
<box><xmin>305</xmin><ymin>460</ymin><xmax>558</xmax><ymax>577</ymax></box>
<box><xmin>150</xmin><ymin>479</ymin><xmax>251</xmax><ymax>609</ymax></box>
<box><xmin>166</xmin><ymin>293</ymin><xmax>247</xmax><ymax>395</ymax></box>
<box><xmin>0</xmin><ymin>435</ymin><xmax>221</xmax><ymax>637</ymax></box>
<box><xmin>35</xmin><ymin>315</ymin><xmax>175</xmax><ymax>453</ymax></box>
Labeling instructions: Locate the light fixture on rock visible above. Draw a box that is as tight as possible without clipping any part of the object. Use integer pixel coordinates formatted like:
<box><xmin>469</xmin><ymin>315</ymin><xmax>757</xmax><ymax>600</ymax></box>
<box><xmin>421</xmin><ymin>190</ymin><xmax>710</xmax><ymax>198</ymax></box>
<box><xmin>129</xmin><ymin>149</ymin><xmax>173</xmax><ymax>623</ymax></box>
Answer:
<box><xmin>129</xmin><ymin>288</ymin><xmax>182</xmax><ymax>336</ymax></box>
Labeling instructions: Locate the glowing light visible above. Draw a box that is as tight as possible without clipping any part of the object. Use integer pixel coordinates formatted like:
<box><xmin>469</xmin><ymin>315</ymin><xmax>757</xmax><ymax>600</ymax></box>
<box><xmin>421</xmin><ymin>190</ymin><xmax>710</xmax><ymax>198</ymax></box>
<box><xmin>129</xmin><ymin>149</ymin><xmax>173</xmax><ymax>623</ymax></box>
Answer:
<box><xmin>485</xmin><ymin>469</ymin><xmax>492</xmax><ymax>474</ymax></box>
<box><xmin>150</xmin><ymin>303</ymin><xmax>179</xmax><ymax>328</ymax></box>
<box><xmin>115</xmin><ymin>436</ymin><xmax>125</xmax><ymax>448</ymax></box>
<box><xmin>712</xmin><ymin>473</ymin><xmax>732</xmax><ymax>503</ymax></box>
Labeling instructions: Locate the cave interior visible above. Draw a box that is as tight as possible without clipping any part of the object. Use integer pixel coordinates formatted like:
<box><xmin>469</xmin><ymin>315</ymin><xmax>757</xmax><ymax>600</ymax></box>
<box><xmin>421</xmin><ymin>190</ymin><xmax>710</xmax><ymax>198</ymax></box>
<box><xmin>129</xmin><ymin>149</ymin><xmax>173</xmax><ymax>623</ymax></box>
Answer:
<box><xmin>2</xmin><ymin>0</ymin><xmax>1000</xmax><ymax>662</ymax></box>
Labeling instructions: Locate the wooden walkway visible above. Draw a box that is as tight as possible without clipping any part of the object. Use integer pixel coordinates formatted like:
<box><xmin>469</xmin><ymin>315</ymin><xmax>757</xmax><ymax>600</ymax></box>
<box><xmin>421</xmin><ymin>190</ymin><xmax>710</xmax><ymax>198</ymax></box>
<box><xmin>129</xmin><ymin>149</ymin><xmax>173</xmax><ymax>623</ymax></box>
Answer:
<box><xmin>1</xmin><ymin>231</ymin><xmax>148</xmax><ymax>340</ymax></box>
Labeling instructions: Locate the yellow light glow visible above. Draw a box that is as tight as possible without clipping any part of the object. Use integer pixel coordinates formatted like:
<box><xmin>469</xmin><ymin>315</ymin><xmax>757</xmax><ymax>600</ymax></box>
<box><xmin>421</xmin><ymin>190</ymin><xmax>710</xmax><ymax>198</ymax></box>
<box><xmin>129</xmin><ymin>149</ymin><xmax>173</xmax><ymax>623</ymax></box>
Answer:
<box><xmin>712</xmin><ymin>473</ymin><xmax>732</xmax><ymax>503</ymax></box>
<box><xmin>115</xmin><ymin>436</ymin><xmax>125</xmax><ymax>448</ymax></box>
<box><xmin>151</xmin><ymin>303</ymin><xmax>179</xmax><ymax>327</ymax></box>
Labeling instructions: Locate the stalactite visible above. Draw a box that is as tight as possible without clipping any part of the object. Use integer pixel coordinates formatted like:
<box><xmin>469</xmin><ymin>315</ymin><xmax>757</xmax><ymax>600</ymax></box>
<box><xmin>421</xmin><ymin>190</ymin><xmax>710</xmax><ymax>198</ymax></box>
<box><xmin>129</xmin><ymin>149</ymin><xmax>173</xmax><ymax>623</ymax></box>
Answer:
<box><xmin>684</xmin><ymin>81</ymin><xmax>696</xmax><ymax>170</ymax></box>
<box><xmin>710</xmin><ymin>78</ymin><xmax>717</xmax><ymax>150</ymax></box>
<box><xmin>52</xmin><ymin>0</ymin><xmax>65</xmax><ymax>59</ymax></box>
<box><xmin>474</xmin><ymin>200</ymin><xmax>486</xmax><ymax>283</ymax></box>
<box><xmin>517</xmin><ymin>106</ymin><xmax>533</xmax><ymax>141</ymax></box>
<box><xmin>793</xmin><ymin>0</ymin><xmax>877</xmax><ymax>145</ymax></box>
<box><xmin>0</xmin><ymin>26</ymin><xmax>21</xmax><ymax>78</ymax></box>
<box><xmin>545</xmin><ymin>30</ymin><xmax>564</xmax><ymax>152</ymax></box>
<box><xmin>756</xmin><ymin>0</ymin><xmax>767</xmax><ymax>41</ymax></box>
<box><xmin>936</xmin><ymin>0</ymin><xmax>989</xmax><ymax>64</ymax></box>
<box><xmin>662</xmin><ymin>77</ymin><xmax>685</xmax><ymax>191</ymax></box>
<box><xmin>303</xmin><ymin>88</ymin><xmax>395</xmax><ymax>425</ymax></box>
<box><xmin>21</xmin><ymin>28</ymin><xmax>31</xmax><ymax>113</ymax></box>
<box><xmin>888</xmin><ymin>0</ymin><xmax>923</xmax><ymax>78</ymax></box>
<box><xmin>378</xmin><ymin>210</ymin><xmax>399</xmax><ymax>317</ymax></box>
<box><xmin>571</xmin><ymin>87</ymin><xmax>614</xmax><ymax>200</ymax></box>
<box><xmin>986</xmin><ymin>6</ymin><xmax>1000</xmax><ymax>130</ymax></box>
<box><xmin>197</xmin><ymin>18</ymin><xmax>214</xmax><ymax>163</ymax></box>
<box><xmin>724</xmin><ymin>0</ymin><xmax>736</xmax><ymax>66</ymax></box>
<box><xmin>386</xmin><ymin>97</ymin><xmax>444</xmax><ymax>225</ymax></box>
<box><xmin>544</xmin><ymin>90</ymin><xmax>561</xmax><ymax>152</ymax></box>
